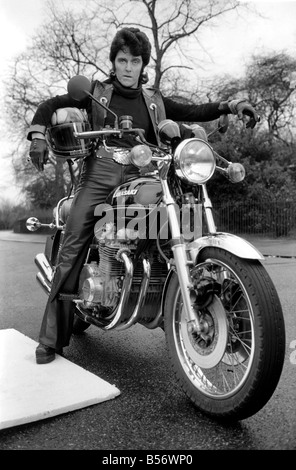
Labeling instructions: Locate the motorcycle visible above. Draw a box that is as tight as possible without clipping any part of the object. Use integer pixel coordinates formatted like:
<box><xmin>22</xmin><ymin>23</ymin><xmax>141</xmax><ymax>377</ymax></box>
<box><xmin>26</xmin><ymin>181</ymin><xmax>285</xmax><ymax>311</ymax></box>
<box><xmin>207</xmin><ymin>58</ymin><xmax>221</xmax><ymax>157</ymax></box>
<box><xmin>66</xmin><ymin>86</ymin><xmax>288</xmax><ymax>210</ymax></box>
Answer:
<box><xmin>26</xmin><ymin>75</ymin><xmax>286</xmax><ymax>421</ymax></box>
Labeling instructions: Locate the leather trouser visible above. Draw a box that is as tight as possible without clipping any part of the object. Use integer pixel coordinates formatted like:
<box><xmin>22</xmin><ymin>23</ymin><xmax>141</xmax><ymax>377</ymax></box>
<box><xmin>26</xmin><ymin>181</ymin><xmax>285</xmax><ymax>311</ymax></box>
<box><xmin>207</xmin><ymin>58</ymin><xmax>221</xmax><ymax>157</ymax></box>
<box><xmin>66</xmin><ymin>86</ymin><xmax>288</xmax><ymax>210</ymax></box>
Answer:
<box><xmin>38</xmin><ymin>153</ymin><xmax>139</xmax><ymax>349</ymax></box>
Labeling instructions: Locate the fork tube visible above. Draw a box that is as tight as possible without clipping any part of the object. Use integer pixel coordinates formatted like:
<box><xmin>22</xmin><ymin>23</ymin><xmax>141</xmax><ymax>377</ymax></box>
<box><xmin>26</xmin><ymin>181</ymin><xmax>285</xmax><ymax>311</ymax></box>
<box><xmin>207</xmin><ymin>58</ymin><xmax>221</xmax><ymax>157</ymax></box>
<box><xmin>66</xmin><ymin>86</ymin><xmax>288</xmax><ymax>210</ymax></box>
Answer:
<box><xmin>161</xmin><ymin>180</ymin><xmax>201</xmax><ymax>329</ymax></box>
<box><xmin>201</xmin><ymin>184</ymin><xmax>217</xmax><ymax>234</ymax></box>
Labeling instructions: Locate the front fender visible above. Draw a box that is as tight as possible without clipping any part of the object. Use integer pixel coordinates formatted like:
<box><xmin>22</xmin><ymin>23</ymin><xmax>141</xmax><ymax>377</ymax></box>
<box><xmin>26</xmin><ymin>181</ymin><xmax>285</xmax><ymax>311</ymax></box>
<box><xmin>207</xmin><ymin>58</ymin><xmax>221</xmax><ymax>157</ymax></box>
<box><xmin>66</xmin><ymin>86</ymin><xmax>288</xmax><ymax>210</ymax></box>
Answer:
<box><xmin>187</xmin><ymin>232</ymin><xmax>264</xmax><ymax>262</ymax></box>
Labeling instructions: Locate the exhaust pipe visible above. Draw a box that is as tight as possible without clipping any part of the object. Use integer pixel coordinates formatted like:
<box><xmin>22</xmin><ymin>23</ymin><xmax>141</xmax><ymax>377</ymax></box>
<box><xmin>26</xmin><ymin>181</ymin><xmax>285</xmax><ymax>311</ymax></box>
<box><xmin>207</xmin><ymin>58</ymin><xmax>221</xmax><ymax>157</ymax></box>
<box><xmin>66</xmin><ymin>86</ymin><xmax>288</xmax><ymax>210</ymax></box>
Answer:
<box><xmin>35</xmin><ymin>253</ymin><xmax>54</xmax><ymax>283</ymax></box>
<box><xmin>36</xmin><ymin>272</ymin><xmax>51</xmax><ymax>295</ymax></box>
<box><xmin>34</xmin><ymin>253</ymin><xmax>53</xmax><ymax>295</ymax></box>
<box><xmin>116</xmin><ymin>258</ymin><xmax>151</xmax><ymax>330</ymax></box>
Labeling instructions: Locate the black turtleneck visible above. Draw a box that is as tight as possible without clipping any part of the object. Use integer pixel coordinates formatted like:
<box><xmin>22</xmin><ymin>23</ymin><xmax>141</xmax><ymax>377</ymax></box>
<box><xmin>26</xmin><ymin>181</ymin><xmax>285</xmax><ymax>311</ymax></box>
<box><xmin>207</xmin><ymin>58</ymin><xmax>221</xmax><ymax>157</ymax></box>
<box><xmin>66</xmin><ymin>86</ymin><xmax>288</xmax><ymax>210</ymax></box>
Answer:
<box><xmin>104</xmin><ymin>79</ymin><xmax>156</xmax><ymax>147</ymax></box>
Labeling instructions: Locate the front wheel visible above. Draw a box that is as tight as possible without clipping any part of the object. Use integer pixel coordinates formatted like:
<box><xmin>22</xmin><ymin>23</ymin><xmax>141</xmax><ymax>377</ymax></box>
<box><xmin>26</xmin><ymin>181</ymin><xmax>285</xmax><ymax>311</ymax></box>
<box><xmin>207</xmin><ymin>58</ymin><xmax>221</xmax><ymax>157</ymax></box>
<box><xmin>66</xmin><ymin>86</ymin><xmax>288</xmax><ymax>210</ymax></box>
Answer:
<box><xmin>164</xmin><ymin>247</ymin><xmax>285</xmax><ymax>421</ymax></box>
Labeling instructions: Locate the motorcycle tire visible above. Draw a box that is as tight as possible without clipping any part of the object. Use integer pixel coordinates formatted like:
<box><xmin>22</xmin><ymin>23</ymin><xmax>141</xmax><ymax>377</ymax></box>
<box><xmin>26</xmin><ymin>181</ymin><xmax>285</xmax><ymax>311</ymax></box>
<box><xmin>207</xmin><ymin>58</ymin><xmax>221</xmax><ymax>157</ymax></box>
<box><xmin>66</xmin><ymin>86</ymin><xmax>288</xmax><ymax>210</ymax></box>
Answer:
<box><xmin>164</xmin><ymin>247</ymin><xmax>286</xmax><ymax>421</ymax></box>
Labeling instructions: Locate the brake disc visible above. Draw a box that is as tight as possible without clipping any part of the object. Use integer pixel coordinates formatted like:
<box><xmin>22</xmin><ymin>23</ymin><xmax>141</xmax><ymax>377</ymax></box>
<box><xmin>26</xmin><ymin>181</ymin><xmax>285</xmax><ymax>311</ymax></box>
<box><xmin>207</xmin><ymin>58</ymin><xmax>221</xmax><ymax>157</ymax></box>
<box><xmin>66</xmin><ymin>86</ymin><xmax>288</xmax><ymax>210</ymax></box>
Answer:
<box><xmin>180</xmin><ymin>295</ymin><xmax>228</xmax><ymax>369</ymax></box>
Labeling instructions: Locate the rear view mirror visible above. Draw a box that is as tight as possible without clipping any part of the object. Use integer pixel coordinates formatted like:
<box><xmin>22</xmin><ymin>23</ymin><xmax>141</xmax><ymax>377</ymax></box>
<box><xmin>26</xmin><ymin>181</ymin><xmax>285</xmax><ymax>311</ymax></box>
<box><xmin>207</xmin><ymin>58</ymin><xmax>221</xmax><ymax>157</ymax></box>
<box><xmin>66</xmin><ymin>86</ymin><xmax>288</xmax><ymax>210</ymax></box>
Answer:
<box><xmin>67</xmin><ymin>75</ymin><xmax>92</xmax><ymax>101</ymax></box>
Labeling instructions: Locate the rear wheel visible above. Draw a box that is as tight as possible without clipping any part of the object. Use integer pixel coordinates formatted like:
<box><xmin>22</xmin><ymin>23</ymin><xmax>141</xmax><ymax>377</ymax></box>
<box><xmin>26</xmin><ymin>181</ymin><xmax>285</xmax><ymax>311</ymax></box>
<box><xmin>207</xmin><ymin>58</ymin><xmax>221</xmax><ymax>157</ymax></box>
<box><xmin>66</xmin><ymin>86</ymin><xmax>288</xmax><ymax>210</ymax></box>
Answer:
<box><xmin>164</xmin><ymin>247</ymin><xmax>285</xmax><ymax>420</ymax></box>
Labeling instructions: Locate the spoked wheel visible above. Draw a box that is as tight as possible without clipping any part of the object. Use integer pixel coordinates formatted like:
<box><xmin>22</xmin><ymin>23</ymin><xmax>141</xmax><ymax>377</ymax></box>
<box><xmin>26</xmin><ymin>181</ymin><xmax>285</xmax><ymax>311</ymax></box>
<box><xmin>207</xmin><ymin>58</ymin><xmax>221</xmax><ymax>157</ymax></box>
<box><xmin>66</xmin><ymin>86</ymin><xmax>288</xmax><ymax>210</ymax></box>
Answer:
<box><xmin>164</xmin><ymin>247</ymin><xmax>285</xmax><ymax>421</ymax></box>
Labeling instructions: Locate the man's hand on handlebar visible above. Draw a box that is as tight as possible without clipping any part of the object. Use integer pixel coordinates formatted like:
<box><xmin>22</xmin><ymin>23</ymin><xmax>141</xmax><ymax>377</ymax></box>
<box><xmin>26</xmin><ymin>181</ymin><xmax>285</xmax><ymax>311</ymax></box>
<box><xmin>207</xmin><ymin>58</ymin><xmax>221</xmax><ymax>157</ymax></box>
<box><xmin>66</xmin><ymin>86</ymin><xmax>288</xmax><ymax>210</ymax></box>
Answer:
<box><xmin>228</xmin><ymin>99</ymin><xmax>260</xmax><ymax>129</ymax></box>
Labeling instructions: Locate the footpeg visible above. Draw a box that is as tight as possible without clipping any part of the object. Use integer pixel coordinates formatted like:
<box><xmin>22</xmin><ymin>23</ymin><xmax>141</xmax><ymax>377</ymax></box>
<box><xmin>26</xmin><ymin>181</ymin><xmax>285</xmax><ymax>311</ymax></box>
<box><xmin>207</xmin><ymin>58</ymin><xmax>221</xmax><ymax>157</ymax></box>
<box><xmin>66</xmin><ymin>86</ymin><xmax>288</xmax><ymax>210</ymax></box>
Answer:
<box><xmin>59</xmin><ymin>293</ymin><xmax>79</xmax><ymax>301</ymax></box>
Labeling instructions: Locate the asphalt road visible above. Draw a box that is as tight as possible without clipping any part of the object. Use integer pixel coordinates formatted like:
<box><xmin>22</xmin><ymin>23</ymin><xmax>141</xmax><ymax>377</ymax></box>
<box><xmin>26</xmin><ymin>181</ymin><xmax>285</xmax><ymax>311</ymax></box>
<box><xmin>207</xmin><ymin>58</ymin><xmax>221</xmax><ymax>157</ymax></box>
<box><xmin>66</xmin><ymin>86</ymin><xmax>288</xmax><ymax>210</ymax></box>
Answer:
<box><xmin>0</xmin><ymin>232</ymin><xmax>295</xmax><ymax>451</ymax></box>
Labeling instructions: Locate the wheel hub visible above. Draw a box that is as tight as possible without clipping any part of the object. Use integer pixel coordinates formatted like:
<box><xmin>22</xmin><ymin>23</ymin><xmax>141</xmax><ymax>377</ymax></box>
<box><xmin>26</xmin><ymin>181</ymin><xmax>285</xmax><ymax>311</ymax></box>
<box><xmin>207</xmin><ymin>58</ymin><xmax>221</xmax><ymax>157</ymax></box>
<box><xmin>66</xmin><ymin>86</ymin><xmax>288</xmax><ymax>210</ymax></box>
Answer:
<box><xmin>180</xmin><ymin>295</ymin><xmax>228</xmax><ymax>369</ymax></box>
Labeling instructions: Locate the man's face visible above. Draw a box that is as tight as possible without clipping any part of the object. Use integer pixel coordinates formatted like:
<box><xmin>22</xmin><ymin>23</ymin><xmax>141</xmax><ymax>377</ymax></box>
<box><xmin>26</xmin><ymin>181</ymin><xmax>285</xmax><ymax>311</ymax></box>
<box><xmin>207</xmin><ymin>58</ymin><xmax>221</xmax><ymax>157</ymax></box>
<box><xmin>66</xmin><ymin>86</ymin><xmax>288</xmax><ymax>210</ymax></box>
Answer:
<box><xmin>114</xmin><ymin>48</ymin><xmax>143</xmax><ymax>88</ymax></box>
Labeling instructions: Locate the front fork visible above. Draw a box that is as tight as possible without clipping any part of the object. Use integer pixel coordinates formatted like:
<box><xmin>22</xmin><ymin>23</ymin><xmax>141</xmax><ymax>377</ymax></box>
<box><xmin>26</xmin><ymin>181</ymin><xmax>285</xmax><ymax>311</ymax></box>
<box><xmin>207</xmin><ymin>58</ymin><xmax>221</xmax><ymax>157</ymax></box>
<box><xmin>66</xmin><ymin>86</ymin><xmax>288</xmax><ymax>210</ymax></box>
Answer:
<box><xmin>161</xmin><ymin>180</ymin><xmax>202</xmax><ymax>333</ymax></box>
<box><xmin>163</xmin><ymin>180</ymin><xmax>264</xmax><ymax>336</ymax></box>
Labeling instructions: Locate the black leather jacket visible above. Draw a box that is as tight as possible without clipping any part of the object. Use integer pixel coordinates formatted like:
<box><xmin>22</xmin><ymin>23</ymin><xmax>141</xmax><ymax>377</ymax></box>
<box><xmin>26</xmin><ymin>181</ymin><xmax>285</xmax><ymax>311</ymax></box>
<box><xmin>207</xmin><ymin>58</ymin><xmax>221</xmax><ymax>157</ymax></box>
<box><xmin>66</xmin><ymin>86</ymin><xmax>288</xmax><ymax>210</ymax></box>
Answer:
<box><xmin>27</xmin><ymin>79</ymin><xmax>226</xmax><ymax>145</ymax></box>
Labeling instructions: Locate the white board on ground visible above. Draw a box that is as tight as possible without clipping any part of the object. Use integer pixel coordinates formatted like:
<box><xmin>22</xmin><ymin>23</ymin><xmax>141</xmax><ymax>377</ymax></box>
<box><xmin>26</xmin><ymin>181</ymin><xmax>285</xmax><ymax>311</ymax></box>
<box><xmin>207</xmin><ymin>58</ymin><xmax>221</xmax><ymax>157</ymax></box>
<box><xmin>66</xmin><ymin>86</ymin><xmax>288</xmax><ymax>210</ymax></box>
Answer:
<box><xmin>0</xmin><ymin>329</ymin><xmax>120</xmax><ymax>430</ymax></box>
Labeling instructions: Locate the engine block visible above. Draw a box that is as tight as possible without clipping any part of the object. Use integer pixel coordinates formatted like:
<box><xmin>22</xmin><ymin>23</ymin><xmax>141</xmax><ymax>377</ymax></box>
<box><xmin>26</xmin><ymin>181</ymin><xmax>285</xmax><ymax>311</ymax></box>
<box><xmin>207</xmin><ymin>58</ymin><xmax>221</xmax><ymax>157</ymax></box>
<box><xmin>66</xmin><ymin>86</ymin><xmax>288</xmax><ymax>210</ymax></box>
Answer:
<box><xmin>78</xmin><ymin>261</ymin><xmax>121</xmax><ymax>308</ymax></box>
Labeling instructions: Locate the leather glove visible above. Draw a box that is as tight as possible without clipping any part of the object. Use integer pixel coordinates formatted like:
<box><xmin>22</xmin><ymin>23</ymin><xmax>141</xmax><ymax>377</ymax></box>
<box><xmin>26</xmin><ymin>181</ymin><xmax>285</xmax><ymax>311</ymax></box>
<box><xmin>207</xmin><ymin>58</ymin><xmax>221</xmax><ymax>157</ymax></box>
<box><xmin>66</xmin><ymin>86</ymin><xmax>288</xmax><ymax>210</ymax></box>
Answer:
<box><xmin>228</xmin><ymin>99</ymin><xmax>260</xmax><ymax>129</ymax></box>
<box><xmin>29</xmin><ymin>138</ymin><xmax>49</xmax><ymax>171</ymax></box>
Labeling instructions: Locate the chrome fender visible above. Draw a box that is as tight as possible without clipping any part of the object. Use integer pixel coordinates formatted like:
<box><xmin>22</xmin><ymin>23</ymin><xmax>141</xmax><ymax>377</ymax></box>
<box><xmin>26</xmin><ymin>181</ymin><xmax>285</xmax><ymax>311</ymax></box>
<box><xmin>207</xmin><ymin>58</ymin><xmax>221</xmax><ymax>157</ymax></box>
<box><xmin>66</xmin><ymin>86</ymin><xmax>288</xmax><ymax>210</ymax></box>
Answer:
<box><xmin>187</xmin><ymin>232</ymin><xmax>264</xmax><ymax>262</ymax></box>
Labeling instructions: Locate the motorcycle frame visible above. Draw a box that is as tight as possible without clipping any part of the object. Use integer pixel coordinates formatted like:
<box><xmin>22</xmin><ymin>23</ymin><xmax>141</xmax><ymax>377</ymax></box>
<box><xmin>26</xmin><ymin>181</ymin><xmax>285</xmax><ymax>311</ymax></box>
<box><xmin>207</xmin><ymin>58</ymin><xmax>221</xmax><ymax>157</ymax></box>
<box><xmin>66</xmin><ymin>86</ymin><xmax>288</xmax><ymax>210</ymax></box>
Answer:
<box><xmin>28</xmin><ymin>121</ymin><xmax>265</xmax><ymax>334</ymax></box>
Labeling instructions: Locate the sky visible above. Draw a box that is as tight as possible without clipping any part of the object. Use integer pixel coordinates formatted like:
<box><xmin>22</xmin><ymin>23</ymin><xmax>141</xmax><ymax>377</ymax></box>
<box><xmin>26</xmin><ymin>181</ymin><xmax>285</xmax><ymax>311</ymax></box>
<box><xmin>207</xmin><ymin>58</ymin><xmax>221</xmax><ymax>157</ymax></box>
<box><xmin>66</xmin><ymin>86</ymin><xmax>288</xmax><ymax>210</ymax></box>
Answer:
<box><xmin>0</xmin><ymin>0</ymin><xmax>296</xmax><ymax>203</ymax></box>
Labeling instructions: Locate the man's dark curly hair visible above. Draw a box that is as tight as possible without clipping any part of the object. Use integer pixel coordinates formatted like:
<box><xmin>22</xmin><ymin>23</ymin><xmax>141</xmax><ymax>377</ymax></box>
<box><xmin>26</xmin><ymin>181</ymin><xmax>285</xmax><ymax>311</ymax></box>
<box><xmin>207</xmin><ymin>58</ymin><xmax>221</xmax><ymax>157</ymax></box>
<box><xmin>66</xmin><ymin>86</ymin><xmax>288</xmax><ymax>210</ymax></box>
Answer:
<box><xmin>109</xmin><ymin>27</ymin><xmax>151</xmax><ymax>66</ymax></box>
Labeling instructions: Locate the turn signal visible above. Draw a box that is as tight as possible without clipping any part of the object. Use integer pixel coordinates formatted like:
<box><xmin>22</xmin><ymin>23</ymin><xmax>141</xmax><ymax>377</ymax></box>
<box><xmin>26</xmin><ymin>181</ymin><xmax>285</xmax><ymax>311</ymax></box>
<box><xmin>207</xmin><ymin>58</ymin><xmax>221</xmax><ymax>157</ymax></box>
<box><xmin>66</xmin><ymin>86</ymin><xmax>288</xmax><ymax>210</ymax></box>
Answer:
<box><xmin>130</xmin><ymin>145</ymin><xmax>152</xmax><ymax>167</ymax></box>
<box><xmin>227</xmin><ymin>163</ymin><xmax>246</xmax><ymax>183</ymax></box>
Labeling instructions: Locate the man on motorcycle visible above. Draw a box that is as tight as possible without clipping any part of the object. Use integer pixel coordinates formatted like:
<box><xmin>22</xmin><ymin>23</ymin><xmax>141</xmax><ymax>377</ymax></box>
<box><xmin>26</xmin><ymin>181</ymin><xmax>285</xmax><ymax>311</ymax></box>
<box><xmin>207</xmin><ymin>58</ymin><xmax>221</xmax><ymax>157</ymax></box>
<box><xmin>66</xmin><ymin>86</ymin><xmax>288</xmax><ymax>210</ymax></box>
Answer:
<box><xmin>27</xmin><ymin>27</ymin><xmax>259</xmax><ymax>364</ymax></box>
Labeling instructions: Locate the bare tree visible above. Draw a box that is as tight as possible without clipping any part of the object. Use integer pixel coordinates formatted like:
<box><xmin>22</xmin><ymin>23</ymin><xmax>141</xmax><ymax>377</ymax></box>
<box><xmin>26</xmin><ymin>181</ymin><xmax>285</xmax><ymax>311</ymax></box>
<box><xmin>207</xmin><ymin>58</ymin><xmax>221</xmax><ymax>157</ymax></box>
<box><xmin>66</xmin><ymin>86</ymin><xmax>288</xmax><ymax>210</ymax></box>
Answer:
<box><xmin>4</xmin><ymin>0</ymin><xmax>245</xmax><ymax>206</ymax></box>
<box><xmin>245</xmin><ymin>53</ymin><xmax>296</xmax><ymax>144</ymax></box>
<box><xmin>4</xmin><ymin>2</ymin><xmax>111</xmax><ymax>206</ymax></box>
<box><xmin>90</xmin><ymin>0</ymin><xmax>244</xmax><ymax>90</ymax></box>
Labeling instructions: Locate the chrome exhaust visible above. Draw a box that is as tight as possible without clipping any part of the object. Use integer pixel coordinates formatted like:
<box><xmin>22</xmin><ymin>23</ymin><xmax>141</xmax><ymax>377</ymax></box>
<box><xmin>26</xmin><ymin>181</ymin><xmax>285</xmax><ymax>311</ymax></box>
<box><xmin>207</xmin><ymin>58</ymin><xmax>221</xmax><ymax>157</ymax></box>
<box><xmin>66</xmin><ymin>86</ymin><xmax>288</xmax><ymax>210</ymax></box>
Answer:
<box><xmin>101</xmin><ymin>250</ymin><xmax>134</xmax><ymax>330</ymax></box>
<box><xmin>35</xmin><ymin>253</ymin><xmax>54</xmax><ymax>283</ymax></box>
<box><xmin>36</xmin><ymin>272</ymin><xmax>51</xmax><ymax>295</ymax></box>
<box><xmin>115</xmin><ymin>258</ymin><xmax>151</xmax><ymax>330</ymax></box>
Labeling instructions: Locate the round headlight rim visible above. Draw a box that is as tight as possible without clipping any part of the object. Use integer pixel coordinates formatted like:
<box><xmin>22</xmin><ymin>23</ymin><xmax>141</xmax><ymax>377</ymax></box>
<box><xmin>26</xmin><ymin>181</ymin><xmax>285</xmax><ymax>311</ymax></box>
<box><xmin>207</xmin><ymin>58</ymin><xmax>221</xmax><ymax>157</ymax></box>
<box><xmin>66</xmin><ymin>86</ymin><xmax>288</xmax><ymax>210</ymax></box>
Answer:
<box><xmin>174</xmin><ymin>138</ymin><xmax>216</xmax><ymax>184</ymax></box>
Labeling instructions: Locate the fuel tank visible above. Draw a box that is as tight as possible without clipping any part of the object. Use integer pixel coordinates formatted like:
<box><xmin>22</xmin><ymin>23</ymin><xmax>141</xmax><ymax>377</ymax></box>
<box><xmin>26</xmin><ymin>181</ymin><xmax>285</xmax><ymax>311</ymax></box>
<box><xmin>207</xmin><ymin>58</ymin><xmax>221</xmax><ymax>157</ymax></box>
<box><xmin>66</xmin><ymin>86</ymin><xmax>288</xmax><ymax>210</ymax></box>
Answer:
<box><xmin>94</xmin><ymin>175</ymin><xmax>167</xmax><ymax>242</ymax></box>
<box><xmin>106</xmin><ymin>175</ymin><xmax>162</xmax><ymax>208</ymax></box>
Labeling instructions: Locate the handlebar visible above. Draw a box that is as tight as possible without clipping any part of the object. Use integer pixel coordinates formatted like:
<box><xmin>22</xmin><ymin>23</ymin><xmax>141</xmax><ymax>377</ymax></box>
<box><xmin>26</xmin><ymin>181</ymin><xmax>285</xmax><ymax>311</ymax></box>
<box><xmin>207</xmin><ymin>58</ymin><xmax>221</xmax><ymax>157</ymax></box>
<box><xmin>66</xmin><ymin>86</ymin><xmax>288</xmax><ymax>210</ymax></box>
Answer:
<box><xmin>73</xmin><ymin>127</ymin><xmax>121</xmax><ymax>139</ymax></box>
<box><xmin>73</xmin><ymin>123</ymin><xmax>150</xmax><ymax>143</ymax></box>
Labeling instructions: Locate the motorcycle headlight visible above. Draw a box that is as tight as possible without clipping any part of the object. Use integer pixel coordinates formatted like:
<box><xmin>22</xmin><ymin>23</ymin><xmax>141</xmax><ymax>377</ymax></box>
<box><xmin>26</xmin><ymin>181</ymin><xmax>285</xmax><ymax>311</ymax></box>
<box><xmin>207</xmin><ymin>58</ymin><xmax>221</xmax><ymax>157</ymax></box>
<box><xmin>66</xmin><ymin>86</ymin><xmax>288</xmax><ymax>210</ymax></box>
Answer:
<box><xmin>174</xmin><ymin>138</ymin><xmax>216</xmax><ymax>184</ymax></box>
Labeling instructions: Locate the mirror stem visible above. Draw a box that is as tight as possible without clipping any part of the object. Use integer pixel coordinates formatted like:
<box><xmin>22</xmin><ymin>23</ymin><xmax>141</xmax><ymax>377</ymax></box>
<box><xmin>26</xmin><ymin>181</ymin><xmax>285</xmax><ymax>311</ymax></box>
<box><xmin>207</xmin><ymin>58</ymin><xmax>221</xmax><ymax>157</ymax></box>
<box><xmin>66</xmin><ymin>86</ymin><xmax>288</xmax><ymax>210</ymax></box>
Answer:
<box><xmin>84</xmin><ymin>91</ymin><xmax>119</xmax><ymax>129</ymax></box>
